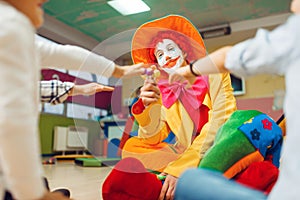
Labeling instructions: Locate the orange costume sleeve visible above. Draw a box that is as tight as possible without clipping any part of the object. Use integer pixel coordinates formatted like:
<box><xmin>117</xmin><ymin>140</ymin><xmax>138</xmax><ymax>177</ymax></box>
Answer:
<box><xmin>131</xmin><ymin>98</ymin><xmax>170</xmax><ymax>144</ymax></box>
<box><xmin>122</xmin><ymin>98</ymin><xmax>181</xmax><ymax>171</ymax></box>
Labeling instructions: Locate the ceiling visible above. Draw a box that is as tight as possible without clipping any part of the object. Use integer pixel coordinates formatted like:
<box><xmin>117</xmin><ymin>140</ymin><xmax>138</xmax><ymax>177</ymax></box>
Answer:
<box><xmin>39</xmin><ymin>0</ymin><xmax>291</xmax><ymax>58</ymax></box>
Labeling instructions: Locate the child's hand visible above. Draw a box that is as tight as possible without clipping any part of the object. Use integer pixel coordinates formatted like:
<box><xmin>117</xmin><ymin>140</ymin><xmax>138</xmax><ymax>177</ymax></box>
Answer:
<box><xmin>113</xmin><ymin>63</ymin><xmax>146</xmax><ymax>78</ymax></box>
<box><xmin>70</xmin><ymin>83</ymin><xmax>114</xmax><ymax>96</ymax></box>
<box><xmin>168</xmin><ymin>65</ymin><xmax>193</xmax><ymax>84</ymax></box>
<box><xmin>168</xmin><ymin>71</ymin><xmax>187</xmax><ymax>84</ymax></box>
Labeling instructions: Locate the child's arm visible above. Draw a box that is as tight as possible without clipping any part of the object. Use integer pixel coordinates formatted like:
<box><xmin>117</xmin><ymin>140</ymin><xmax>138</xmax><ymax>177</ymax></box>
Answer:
<box><xmin>40</xmin><ymin>80</ymin><xmax>114</xmax><ymax>105</ymax></box>
<box><xmin>36</xmin><ymin>39</ymin><xmax>145</xmax><ymax>78</ymax></box>
<box><xmin>169</xmin><ymin>46</ymin><xmax>232</xmax><ymax>82</ymax></box>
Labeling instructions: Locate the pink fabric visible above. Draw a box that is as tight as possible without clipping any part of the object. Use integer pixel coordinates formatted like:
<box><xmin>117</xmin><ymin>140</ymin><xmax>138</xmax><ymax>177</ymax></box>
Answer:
<box><xmin>158</xmin><ymin>76</ymin><xmax>208</xmax><ymax>127</ymax></box>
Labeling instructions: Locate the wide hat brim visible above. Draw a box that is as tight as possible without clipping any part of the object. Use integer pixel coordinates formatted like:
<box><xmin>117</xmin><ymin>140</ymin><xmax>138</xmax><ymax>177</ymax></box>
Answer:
<box><xmin>131</xmin><ymin>15</ymin><xmax>206</xmax><ymax>65</ymax></box>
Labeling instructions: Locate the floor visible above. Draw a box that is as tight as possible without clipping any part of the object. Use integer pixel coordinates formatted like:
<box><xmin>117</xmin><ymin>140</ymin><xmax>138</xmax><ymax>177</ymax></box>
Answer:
<box><xmin>43</xmin><ymin>161</ymin><xmax>112</xmax><ymax>200</ymax></box>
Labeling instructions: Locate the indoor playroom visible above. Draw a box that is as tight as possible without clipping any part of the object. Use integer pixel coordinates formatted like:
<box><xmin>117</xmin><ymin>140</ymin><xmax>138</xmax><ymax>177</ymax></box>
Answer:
<box><xmin>0</xmin><ymin>0</ymin><xmax>294</xmax><ymax>199</ymax></box>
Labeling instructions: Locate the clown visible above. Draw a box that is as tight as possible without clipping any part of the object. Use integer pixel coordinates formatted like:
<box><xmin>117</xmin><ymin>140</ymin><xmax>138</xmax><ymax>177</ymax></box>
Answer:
<box><xmin>103</xmin><ymin>15</ymin><xmax>283</xmax><ymax>200</ymax></box>
<box><xmin>120</xmin><ymin>15</ymin><xmax>237</xmax><ymax>199</ymax></box>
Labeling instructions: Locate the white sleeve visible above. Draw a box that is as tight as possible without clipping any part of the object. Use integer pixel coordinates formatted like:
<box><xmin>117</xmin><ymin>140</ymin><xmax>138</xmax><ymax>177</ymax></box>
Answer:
<box><xmin>225</xmin><ymin>14</ymin><xmax>300</xmax><ymax>77</ymax></box>
<box><xmin>36</xmin><ymin>40</ymin><xmax>116</xmax><ymax>78</ymax></box>
<box><xmin>0</xmin><ymin>6</ymin><xmax>45</xmax><ymax>199</ymax></box>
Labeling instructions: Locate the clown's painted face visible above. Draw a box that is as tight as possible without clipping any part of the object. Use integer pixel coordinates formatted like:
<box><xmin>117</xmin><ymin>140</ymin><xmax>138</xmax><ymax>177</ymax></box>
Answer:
<box><xmin>154</xmin><ymin>39</ymin><xmax>186</xmax><ymax>74</ymax></box>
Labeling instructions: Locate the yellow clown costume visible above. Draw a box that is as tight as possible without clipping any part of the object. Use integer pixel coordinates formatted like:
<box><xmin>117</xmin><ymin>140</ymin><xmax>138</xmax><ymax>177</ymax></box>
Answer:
<box><xmin>122</xmin><ymin>15</ymin><xmax>237</xmax><ymax>178</ymax></box>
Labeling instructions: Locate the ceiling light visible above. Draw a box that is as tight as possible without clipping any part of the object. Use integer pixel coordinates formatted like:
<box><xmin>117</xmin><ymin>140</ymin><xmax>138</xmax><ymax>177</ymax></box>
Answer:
<box><xmin>107</xmin><ymin>0</ymin><xmax>150</xmax><ymax>16</ymax></box>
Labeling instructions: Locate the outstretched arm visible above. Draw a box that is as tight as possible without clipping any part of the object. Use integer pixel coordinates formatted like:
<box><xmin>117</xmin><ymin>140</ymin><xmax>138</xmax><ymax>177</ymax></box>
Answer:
<box><xmin>36</xmin><ymin>39</ymin><xmax>145</xmax><ymax>79</ymax></box>
<box><xmin>169</xmin><ymin>46</ymin><xmax>232</xmax><ymax>83</ymax></box>
<box><xmin>111</xmin><ymin>63</ymin><xmax>145</xmax><ymax>78</ymax></box>
<box><xmin>70</xmin><ymin>82</ymin><xmax>114</xmax><ymax>96</ymax></box>
<box><xmin>40</xmin><ymin>80</ymin><xmax>114</xmax><ymax>105</ymax></box>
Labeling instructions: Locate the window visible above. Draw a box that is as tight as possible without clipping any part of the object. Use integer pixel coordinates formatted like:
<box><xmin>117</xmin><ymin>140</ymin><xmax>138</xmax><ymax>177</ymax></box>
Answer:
<box><xmin>66</xmin><ymin>103</ymin><xmax>103</xmax><ymax>120</ymax></box>
<box><xmin>230</xmin><ymin>74</ymin><xmax>246</xmax><ymax>96</ymax></box>
<box><xmin>43</xmin><ymin>103</ymin><xmax>65</xmax><ymax>115</ymax></box>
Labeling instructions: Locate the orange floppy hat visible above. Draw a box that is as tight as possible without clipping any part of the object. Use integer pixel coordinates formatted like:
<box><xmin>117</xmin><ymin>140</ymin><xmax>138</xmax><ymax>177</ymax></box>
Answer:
<box><xmin>131</xmin><ymin>15</ymin><xmax>206</xmax><ymax>65</ymax></box>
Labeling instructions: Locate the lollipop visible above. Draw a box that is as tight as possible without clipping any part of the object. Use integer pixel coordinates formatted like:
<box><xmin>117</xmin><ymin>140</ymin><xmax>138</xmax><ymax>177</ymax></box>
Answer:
<box><xmin>143</xmin><ymin>65</ymin><xmax>160</xmax><ymax>82</ymax></box>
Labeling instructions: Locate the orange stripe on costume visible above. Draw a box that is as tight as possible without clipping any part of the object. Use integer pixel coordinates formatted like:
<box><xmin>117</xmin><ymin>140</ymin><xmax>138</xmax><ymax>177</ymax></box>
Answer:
<box><xmin>224</xmin><ymin>150</ymin><xmax>264</xmax><ymax>179</ymax></box>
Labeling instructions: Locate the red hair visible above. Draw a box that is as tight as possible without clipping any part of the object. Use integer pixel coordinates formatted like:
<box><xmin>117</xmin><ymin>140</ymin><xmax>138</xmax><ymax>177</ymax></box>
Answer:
<box><xmin>148</xmin><ymin>31</ymin><xmax>197</xmax><ymax>64</ymax></box>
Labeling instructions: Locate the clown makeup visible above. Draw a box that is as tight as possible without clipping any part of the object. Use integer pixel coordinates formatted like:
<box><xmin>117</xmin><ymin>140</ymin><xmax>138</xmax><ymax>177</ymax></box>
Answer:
<box><xmin>155</xmin><ymin>39</ymin><xmax>186</xmax><ymax>74</ymax></box>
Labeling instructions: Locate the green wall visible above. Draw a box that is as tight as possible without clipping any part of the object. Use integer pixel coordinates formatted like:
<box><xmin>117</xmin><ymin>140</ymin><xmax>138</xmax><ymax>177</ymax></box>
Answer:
<box><xmin>39</xmin><ymin>113</ymin><xmax>103</xmax><ymax>155</ymax></box>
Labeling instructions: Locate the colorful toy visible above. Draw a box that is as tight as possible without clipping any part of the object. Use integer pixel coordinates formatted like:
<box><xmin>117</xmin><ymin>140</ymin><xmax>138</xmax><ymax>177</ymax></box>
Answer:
<box><xmin>142</xmin><ymin>65</ymin><xmax>161</xmax><ymax>82</ymax></box>
<box><xmin>199</xmin><ymin>110</ymin><xmax>283</xmax><ymax>193</ymax></box>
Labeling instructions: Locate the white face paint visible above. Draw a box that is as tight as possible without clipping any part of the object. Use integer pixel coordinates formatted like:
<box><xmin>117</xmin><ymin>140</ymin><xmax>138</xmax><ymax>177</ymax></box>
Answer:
<box><xmin>154</xmin><ymin>39</ymin><xmax>185</xmax><ymax>74</ymax></box>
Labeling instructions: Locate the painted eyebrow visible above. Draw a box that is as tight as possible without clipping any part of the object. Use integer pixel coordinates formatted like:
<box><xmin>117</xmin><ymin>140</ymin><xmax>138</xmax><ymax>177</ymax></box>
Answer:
<box><xmin>166</xmin><ymin>43</ymin><xmax>174</xmax><ymax>48</ymax></box>
<box><xmin>155</xmin><ymin>41</ymin><xmax>175</xmax><ymax>55</ymax></box>
<box><xmin>155</xmin><ymin>49</ymin><xmax>163</xmax><ymax>57</ymax></box>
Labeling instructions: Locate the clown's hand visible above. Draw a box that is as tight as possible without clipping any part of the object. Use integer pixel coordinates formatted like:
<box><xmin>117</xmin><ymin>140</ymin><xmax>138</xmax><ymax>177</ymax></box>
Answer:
<box><xmin>140</xmin><ymin>78</ymin><xmax>160</xmax><ymax>107</ymax></box>
<box><xmin>159</xmin><ymin>172</ymin><xmax>177</xmax><ymax>200</ymax></box>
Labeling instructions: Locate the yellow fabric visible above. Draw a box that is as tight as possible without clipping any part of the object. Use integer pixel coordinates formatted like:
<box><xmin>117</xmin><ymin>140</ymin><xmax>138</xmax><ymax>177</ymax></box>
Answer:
<box><xmin>278</xmin><ymin>117</ymin><xmax>286</xmax><ymax>137</ymax></box>
<box><xmin>163</xmin><ymin>73</ymin><xmax>237</xmax><ymax>177</ymax></box>
<box><xmin>164</xmin><ymin>101</ymin><xmax>194</xmax><ymax>148</ymax></box>
<box><xmin>132</xmin><ymin>98</ymin><xmax>170</xmax><ymax>143</ymax></box>
<box><xmin>122</xmin><ymin>99</ymin><xmax>187</xmax><ymax>171</ymax></box>
<box><xmin>122</xmin><ymin>100</ymin><xmax>193</xmax><ymax>171</ymax></box>
<box><xmin>122</xmin><ymin>137</ymin><xmax>181</xmax><ymax>171</ymax></box>
<box><xmin>132</xmin><ymin>98</ymin><xmax>194</xmax><ymax>148</ymax></box>
<box><xmin>203</xmin><ymin>91</ymin><xmax>212</xmax><ymax>110</ymax></box>
<box><xmin>123</xmin><ymin>73</ymin><xmax>237</xmax><ymax>177</ymax></box>
<box><xmin>134</xmin><ymin>99</ymin><xmax>163</xmax><ymax>130</ymax></box>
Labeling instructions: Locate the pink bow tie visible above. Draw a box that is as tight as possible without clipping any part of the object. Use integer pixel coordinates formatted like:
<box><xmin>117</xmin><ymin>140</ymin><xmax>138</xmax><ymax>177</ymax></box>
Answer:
<box><xmin>158</xmin><ymin>76</ymin><xmax>208</xmax><ymax>115</ymax></box>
